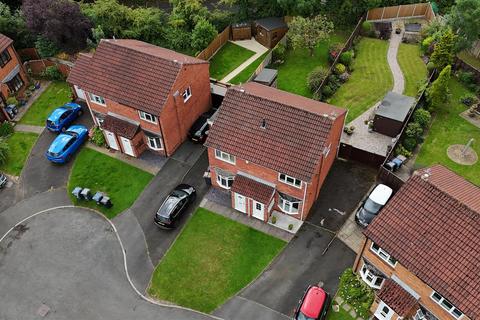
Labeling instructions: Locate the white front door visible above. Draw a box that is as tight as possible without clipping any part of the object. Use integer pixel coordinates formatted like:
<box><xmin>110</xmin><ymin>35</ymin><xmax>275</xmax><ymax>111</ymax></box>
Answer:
<box><xmin>374</xmin><ymin>302</ymin><xmax>394</xmax><ymax>320</ymax></box>
<box><xmin>234</xmin><ymin>193</ymin><xmax>247</xmax><ymax>213</ymax></box>
<box><xmin>104</xmin><ymin>130</ymin><xmax>119</xmax><ymax>150</ymax></box>
<box><xmin>74</xmin><ymin>85</ymin><xmax>86</xmax><ymax>100</ymax></box>
<box><xmin>252</xmin><ymin>201</ymin><xmax>264</xmax><ymax>220</ymax></box>
<box><xmin>120</xmin><ymin>136</ymin><xmax>135</xmax><ymax>156</ymax></box>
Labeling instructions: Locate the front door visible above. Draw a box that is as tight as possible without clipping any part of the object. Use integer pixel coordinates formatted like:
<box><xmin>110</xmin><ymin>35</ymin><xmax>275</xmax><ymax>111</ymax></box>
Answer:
<box><xmin>252</xmin><ymin>201</ymin><xmax>264</xmax><ymax>220</ymax></box>
<box><xmin>234</xmin><ymin>193</ymin><xmax>247</xmax><ymax>213</ymax></box>
<box><xmin>374</xmin><ymin>302</ymin><xmax>394</xmax><ymax>320</ymax></box>
<box><xmin>104</xmin><ymin>130</ymin><xmax>119</xmax><ymax>150</ymax></box>
<box><xmin>120</xmin><ymin>136</ymin><xmax>135</xmax><ymax>156</ymax></box>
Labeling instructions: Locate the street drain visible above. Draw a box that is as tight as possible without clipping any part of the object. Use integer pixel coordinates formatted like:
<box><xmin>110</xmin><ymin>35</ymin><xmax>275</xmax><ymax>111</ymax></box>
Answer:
<box><xmin>37</xmin><ymin>304</ymin><xmax>50</xmax><ymax>317</ymax></box>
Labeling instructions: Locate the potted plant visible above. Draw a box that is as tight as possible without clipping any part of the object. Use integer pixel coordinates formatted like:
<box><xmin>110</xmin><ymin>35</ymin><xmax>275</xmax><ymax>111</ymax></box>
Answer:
<box><xmin>271</xmin><ymin>216</ymin><xmax>277</xmax><ymax>224</ymax></box>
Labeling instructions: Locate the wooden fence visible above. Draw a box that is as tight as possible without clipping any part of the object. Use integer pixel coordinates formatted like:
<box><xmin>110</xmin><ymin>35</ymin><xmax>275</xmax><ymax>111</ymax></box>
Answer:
<box><xmin>25</xmin><ymin>58</ymin><xmax>73</xmax><ymax>78</ymax></box>
<box><xmin>17</xmin><ymin>48</ymin><xmax>40</xmax><ymax>62</ymax></box>
<box><xmin>245</xmin><ymin>35</ymin><xmax>287</xmax><ymax>83</ymax></box>
<box><xmin>196</xmin><ymin>26</ymin><xmax>231</xmax><ymax>61</ymax></box>
<box><xmin>366</xmin><ymin>3</ymin><xmax>435</xmax><ymax>22</ymax></box>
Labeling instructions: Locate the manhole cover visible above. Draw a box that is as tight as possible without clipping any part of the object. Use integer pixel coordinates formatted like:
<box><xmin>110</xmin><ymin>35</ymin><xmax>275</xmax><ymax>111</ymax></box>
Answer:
<box><xmin>37</xmin><ymin>304</ymin><xmax>50</xmax><ymax>317</ymax></box>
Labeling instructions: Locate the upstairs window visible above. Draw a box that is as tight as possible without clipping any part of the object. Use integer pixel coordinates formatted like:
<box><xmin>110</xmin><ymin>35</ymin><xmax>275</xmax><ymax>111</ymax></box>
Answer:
<box><xmin>0</xmin><ymin>49</ymin><xmax>11</xmax><ymax>68</ymax></box>
<box><xmin>371</xmin><ymin>242</ymin><xmax>397</xmax><ymax>267</ymax></box>
<box><xmin>182</xmin><ymin>86</ymin><xmax>192</xmax><ymax>102</ymax></box>
<box><xmin>90</xmin><ymin>93</ymin><xmax>106</xmax><ymax>106</ymax></box>
<box><xmin>139</xmin><ymin>111</ymin><xmax>157</xmax><ymax>124</ymax></box>
<box><xmin>215</xmin><ymin>149</ymin><xmax>235</xmax><ymax>164</ymax></box>
<box><xmin>278</xmin><ymin>173</ymin><xmax>302</xmax><ymax>188</ymax></box>
<box><xmin>431</xmin><ymin>292</ymin><xmax>463</xmax><ymax>319</ymax></box>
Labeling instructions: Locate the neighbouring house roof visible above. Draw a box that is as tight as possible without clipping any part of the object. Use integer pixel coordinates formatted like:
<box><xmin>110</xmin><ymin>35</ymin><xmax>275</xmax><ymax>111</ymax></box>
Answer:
<box><xmin>230</xmin><ymin>174</ymin><xmax>275</xmax><ymax>205</ymax></box>
<box><xmin>377</xmin><ymin>279</ymin><xmax>418</xmax><ymax>317</ymax></box>
<box><xmin>254</xmin><ymin>17</ymin><xmax>287</xmax><ymax>31</ymax></box>
<box><xmin>364</xmin><ymin>165</ymin><xmax>480</xmax><ymax>319</ymax></box>
<box><xmin>375</xmin><ymin>91</ymin><xmax>416</xmax><ymax>122</ymax></box>
<box><xmin>67</xmin><ymin>39</ymin><xmax>208</xmax><ymax>116</ymax></box>
<box><xmin>0</xmin><ymin>33</ymin><xmax>13</xmax><ymax>52</ymax></box>
<box><xmin>102</xmin><ymin>115</ymin><xmax>139</xmax><ymax>139</ymax></box>
<box><xmin>205</xmin><ymin>82</ymin><xmax>346</xmax><ymax>182</ymax></box>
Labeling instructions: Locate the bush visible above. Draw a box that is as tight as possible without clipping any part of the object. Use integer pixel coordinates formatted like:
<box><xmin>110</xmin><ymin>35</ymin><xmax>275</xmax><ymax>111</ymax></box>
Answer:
<box><xmin>338</xmin><ymin>268</ymin><xmax>374</xmax><ymax>318</ymax></box>
<box><xmin>457</xmin><ymin>70</ymin><xmax>475</xmax><ymax>85</ymax></box>
<box><xmin>405</xmin><ymin>122</ymin><xmax>424</xmax><ymax>141</ymax></box>
<box><xmin>361</xmin><ymin>21</ymin><xmax>374</xmax><ymax>37</ymax></box>
<box><xmin>41</xmin><ymin>66</ymin><xmax>64</xmax><ymax>81</ymax></box>
<box><xmin>460</xmin><ymin>94</ymin><xmax>478</xmax><ymax>106</ymax></box>
<box><xmin>271</xmin><ymin>215</ymin><xmax>277</xmax><ymax>224</ymax></box>
<box><xmin>334</xmin><ymin>63</ymin><xmax>346</xmax><ymax>75</ymax></box>
<box><xmin>0</xmin><ymin>137</ymin><xmax>9</xmax><ymax>166</ymax></box>
<box><xmin>403</xmin><ymin>137</ymin><xmax>418</xmax><ymax>151</ymax></box>
<box><xmin>191</xmin><ymin>18</ymin><xmax>218</xmax><ymax>52</ymax></box>
<box><xmin>421</xmin><ymin>36</ymin><xmax>434</xmax><ymax>55</ymax></box>
<box><xmin>307</xmin><ymin>66</ymin><xmax>328</xmax><ymax>93</ymax></box>
<box><xmin>272</xmin><ymin>42</ymin><xmax>286</xmax><ymax>63</ymax></box>
<box><xmin>6</xmin><ymin>96</ymin><xmax>18</xmax><ymax>106</ymax></box>
<box><xmin>395</xmin><ymin>144</ymin><xmax>412</xmax><ymax>158</ymax></box>
<box><xmin>35</xmin><ymin>36</ymin><xmax>60</xmax><ymax>58</ymax></box>
<box><xmin>327</xmin><ymin>74</ymin><xmax>341</xmax><ymax>90</ymax></box>
<box><xmin>0</xmin><ymin>122</ymin><xmax>14</xmax><ymax>137</ymax></box>
<box><xmin>426</xmin><ymin>61</ymin><xmax>435</xmax><ymax>72</ymax></box>
<box><xmin>338</xmin><ymin>72</ymin><xmax>350</xmax><ymax>83</ymax></box>
<box><xmin>90</xmin><ymin>126</ymin><xmax>106</xmax><ymax>147</ymax></box>
<box><xmin>328</xmin><ymin>43</ymin><xmax>343</xmax><ymax>62</ymax></box>
<box><xmin>413</xmin><ymin>109</ymin><xmax>431</xmax><ymax>128</ymax></box>
<box><xmin>321</xmin><ymin>85</ymin><xmax>334</xmax><ymax>98</ymax></box>
<box><xmin>339</xmin><ymin>50</ymin><xmax>354</xmax><ymax>67</ymax></box>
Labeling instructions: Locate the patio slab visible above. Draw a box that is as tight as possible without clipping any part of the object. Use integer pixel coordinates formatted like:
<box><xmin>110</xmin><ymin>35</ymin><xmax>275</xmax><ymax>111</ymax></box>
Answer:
<box><xmin>267</xmin><ymin>211</ymin><xmax>303</xmax><ymax>234</ymax></box>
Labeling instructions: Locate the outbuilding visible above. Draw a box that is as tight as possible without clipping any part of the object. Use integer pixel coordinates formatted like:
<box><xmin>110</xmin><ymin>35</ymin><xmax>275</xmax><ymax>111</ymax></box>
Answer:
<box><xmin>253</xmin><ymin>17</ymin><xmax>288</xmax><ymax>49</ymax></box>
<box><xmin>372</xmin><ymin>91</ymin><xmax>416</xmax><ymax>137</ymax></box>
<box><xmin>253</xmin><ymin>68</ymin><xmax>277</xmax><ymax>87</ymax></box>
<box><xmin>232</xmin><ymin>22</ymin><xmax>252</xmax><ymax>41</ymax></box>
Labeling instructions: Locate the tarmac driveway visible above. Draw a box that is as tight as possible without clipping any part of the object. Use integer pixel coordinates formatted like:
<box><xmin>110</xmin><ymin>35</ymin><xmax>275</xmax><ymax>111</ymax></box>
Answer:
<box><xmin>0</xmin><ymin>207</ymin><xmax>214</xmax><ymax>320</ymax></box>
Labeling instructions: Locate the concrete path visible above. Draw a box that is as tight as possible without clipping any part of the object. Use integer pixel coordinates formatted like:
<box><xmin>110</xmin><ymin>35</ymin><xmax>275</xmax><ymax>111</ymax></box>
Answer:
<box><xmin>387</xmin><ymin>29</ymin><xmax>405</xmax><ymax>94</ymax></box>
<box><xmin>221</xmin><ymin>39</ymin><xmax>269</xmax><ymax>83</ymax></box>
<box><xmin>14</xmin><ymin>123</ymin><xmax>44</xmax><ymax>134</ymax></box>
<box><xmin>13</xmin><ymin>80</ymin><xmax>51</xmax><ymax>122</ymax></box>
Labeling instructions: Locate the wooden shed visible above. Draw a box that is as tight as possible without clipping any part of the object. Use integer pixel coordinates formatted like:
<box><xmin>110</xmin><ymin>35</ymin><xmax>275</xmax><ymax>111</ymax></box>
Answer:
<box><xmin>232</xmin><ymin>22</ymin><xmax>252</xmax><ymax>41</ymax></box>
<box><xmin>373</xmin><ymin>91</ymin><xmax>416</xmax><ymax>137</ymax></box>
<box><xmin>253</xmin><ymin>17</ymin><xmax>288</xmax><ymax>49</ymax></box>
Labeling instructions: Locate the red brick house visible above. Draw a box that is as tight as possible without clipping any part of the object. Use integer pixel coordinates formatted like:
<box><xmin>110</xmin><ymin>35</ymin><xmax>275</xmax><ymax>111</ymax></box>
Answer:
<box><xmin>67</xmin><ymin>39</ymin><xmax>211</xmax><ymax>157</ymax></box>
<box><xmin>354</xmin><ymin>165</ymin><xmax>479</xmax><ymax>320</ymax></box>
<box><xmin>0</xmin><ymin>33</ymin><xmax>29</xmax><ymax>121</ymax></box>
<box><xmin>205</xmin><ymin>82</ymin><xmax>347</xmax><ymax>222</ymax></box>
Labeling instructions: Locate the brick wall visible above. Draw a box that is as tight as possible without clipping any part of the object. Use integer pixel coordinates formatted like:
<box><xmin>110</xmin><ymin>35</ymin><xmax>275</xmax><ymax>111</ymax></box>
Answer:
<box><xmin>0</xmin><ymin>46</ymin><xmax>29</xmax><ymax>100</ymax></box>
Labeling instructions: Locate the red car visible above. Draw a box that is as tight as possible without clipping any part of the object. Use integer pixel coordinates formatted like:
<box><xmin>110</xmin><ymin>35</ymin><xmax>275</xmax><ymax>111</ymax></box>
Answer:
<box><xmin>294</xmin><ymin>286</ymin><xmax>330</xmax><ymax>320</ymax></box>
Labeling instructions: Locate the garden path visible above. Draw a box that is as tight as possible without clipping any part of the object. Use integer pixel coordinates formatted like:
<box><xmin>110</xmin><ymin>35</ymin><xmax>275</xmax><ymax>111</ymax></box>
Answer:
<box><xmin>221</xmin><ymin>39</ymin><xmax>269</xmax><ymax>83</ymax></box>
<box><xmin>387</xmin><ymin>28</ymin><xmax>405</xmax><ymax>94</ymax></box>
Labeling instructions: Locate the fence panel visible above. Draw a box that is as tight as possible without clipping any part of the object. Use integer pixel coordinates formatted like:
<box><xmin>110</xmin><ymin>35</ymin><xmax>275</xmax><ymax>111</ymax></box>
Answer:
<box><xmin>25</xmin><ymin>58</ymin><xmax>72</xmax><ymax>78</ymax></box>
<box><xmin>366</xmin><ymin>3</ymin><xmax>435</xmax><ymax>22</ymax></box>
<box><xmin>196</xmin><ymin>26</ymin><xmax>231</xmax><ymax>61</ymax></box>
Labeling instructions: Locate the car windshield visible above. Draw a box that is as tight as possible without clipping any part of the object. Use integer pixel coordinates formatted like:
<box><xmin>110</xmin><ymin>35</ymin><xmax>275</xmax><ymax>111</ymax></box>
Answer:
<box><xmin>364</xmin><ymin>198</ymin><xmax>382</xmax><ymax>214</ymax></box>
<box><xmin>172</xmin><ymin>189</ymin><xmax>188</xmax><ymax>198</ymax></box>
<box><xmin>296</xmin><ymin>312</ymin><xmax>315</xmax><ymax>320</ymax></box>
<box><xmin>157</xmin><ymin>197</ymin><xmax>179</xmax><ymax>218</ymax></box>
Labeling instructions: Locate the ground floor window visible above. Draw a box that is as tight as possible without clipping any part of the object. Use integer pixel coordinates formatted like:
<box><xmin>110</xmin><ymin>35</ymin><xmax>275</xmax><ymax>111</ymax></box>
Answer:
<box><xmin>360</xmin><ymin>263</ymin><xmax>384</xmax><ymax>289</ymax></box>
<box><xmin>217</xmin><ymin>174</ymin><xmax>234</xmax><ymax>189</ymax></box>
<box><xmin>147</xmin><ymin>135</ymin><xmax>163</xmax><ymax>150</ymax></box>
<box><xmin>278</xmin><ymin>192</ymin><xmax>301</xmax><ymax>214</ymax></box>
<box><xmin>7</xmin><ymin>74</ymin><xmax>23</xmax><ymax>93</ymax></box>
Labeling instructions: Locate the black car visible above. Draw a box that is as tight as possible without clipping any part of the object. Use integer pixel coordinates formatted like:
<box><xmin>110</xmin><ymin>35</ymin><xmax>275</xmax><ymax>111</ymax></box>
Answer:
<box><xmin>188</xmin><ymin>111</ymin><xmax>214</xmax><ymax>143</ymax></box>
<box><xmin>0</xmin><ymin>172</ymin><xmax>7</xmax><ymax>188</ymax></box>
<box><xmin>154</xmin><ymin>184</ymin><xmax>196</xmax><ymax>229</ymax></box>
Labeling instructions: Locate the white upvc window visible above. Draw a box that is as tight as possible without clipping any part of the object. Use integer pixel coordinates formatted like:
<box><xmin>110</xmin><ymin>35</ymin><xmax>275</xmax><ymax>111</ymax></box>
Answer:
<box><xmin>147</xmin><ymin>135</ymin><xmax>163</xmax><ymax>150</ymax></box>
<box><xmin>360</xmin><ymin>263</ymin><xmax>384</xmax><ymax>289</ymax></box>
<box><xmin>216</xmin><ymin>174</ymin><xmax>234</xmax><ymax>189</ymax></box>
<box><xmin>182</xmin><ymin>86</ymin><xmax>192</xmax><ymax>102</ymax></box>
<box><xmin>215</xmin><ymin>149</ymin><xmax>235</xmax><ymax>164</ymax></box>
<box><xmin>278</xmin><ymin>194</ymin><xmax>301</xmax><ymax>214</ymax></box>
<box><xmin>90</xmin><ymin>93</ymin><xmax>106</xmax><ymax>106</ymax></box>
<box><xmin>431</xmin><ymin>291</ymin><xmax>463</xmax><ymax>319</ymax></box>
<box><xmin>278</xmin><ymin>173</ymin><xmax>302</xmax><ymax>188</ymax></box>
<box><xmin>139</xmin><ymin>111</ymin><xmax>158</xmax><ymax>124</ymax></box>
<box><xmin>371</xmin><ymin>242</ymin><xmax>397</xmax><ymax>267</ymax></box>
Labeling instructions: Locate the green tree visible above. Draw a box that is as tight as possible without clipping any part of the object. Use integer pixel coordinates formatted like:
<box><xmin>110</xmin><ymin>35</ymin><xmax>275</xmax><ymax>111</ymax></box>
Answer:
<box><xmin>191</xmin><ymin>18</ymin><xmax>217</xmax><ymax>52</ymax></box>
<box><xmin>35</xmin><ymin>36</ymin><xmax>60</xmax><ymax>58</ymax></box>
<box><xmin>169</xmin><ymin>0</ymin><xmax>208</xmax><ymax>30</ymax></box>
<box><xmin>430</xmin><ymin>28</ymin><xmax>456</xmax><ymax>70</ymax></box>
<box><xmin>427</xmin><ymin>65</ymin><xmax>451</xmax><ymax>108</ymax></box>
<box><xmin>219</xmin><ymin>0</ymin><xmax>280</xmax><ymax>21</ymax></box>
<box><xmin>0</xmin><ymin>2</ymin><xmax>34</xmax><ymax>48</ymax></box>
<box><xmin>124</xmin><ymin>7</ymin><xmax>168</xmax><ymax>46</ymax></box>
<box><xmin>0</xmin><ymin>137</ymin><xmax>9</xmax><ymax>166</ymax></box>
<box><xmin>447</xmin><ymin>0</ymin><xmax>480</xmax><ymax>51</ymax></box>
<box><xmin>81</xmin><ymin>0</ymin><xmax>131</xmax><ymax>38</ymax></box>
<box><xmin>287</xmin><ymin>15</ymin><xmax>333</xmax><ymax>56</ymax></box>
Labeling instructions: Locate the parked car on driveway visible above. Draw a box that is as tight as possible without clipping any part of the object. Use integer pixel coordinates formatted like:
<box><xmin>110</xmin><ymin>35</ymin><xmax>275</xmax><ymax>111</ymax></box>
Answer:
<box><xmin>154</xmin><ymin>184</ymin><xmax>196</xmax><ymax>229</ymax></box>
<box><xmin>46</xmin><ymin>102</ymin><xmax>83</xmax><ymax>132</ymax></box>
<box><xmin>294</xmin><ymin>285</ymin><xmax>330</xmax><ymax>320</ymax></box>
<box><xmin>45</xmin><ymin>125</ymin><xmax>88</xmax><ymax>164</ymax></box>
<box><xmin>188</xmin><ymin>111</ymin><xmax>214</xmax><ymax>143</ymax></box>
<box><xmin>0</xmin><ymin>172</ymin><xmax>7</xmax><ymax>188</ymax></box>
<box><xmin>355</xmin><ymin>184</ymin><xmax>393</xmax><ymax>227</ymax></box>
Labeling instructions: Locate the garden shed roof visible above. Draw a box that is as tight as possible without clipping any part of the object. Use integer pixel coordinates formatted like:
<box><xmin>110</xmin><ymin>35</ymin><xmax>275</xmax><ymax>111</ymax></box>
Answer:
<box><xmin>254</xmin><ymin>17</ymin><xmax>287</xmax><ymax>31</ymax></box>
<box><xmin>375</xmin><ymin>91</ymin><xmax>416</xmax><ymax>122</ymax></box>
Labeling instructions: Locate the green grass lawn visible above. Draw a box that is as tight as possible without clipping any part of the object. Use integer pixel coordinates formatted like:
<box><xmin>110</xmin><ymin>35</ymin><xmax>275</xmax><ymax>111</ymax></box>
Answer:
<box><xmin>328</xmin><ymin>37</ymin><xmax>393</xmax><ymax>123</ymax></box>
<box><xmin>229</xmin><ymin>51</ymin><xmax>270</xmax><ymax>85</ymax></box>
<box><xmin>0</xmin><ymin>132</ymin><xmax>38</xmax><ymax>176</ymax></box>
<box><xmin>148</xmin><ymin>208</ymin><xmax>286</xmax><ymax>313</ymax></box>
<box><xmin>209</xmin><ymin>42</ymin><xmax>255</xmax><ymax>80</ymax></box>
<box><xmin>416</xmin><ymin>78</ymin><xmax>480</xmax><ymax>186</ymax></box>
<box><xmin>276</xmin><ymin>32</ymin><xmax>348</xmax><ymax>98</ymax></box>
<box><xmin>68</xmin><ymin>148</ymin><xmax>153</xmax><ymax>218</ymax></box>
<box><xmin>398</xmin><ymin>43</ymin><xmax>427</xmax><ymax>97</ymax></box>
<box><xmin>19</xmin><ymin>81</ymin><xmax>72</xmax><ymax>126</ymax></box>
<box><xmin>457</xmin><ymin>51</ymin><xmax>480</xmax><ymax>70</ymax></box>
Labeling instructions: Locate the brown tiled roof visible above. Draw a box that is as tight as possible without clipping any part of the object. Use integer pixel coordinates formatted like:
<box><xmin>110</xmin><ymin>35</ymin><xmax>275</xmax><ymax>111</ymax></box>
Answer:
<box><xmin>377</xmin><ymin>279</ymin><xmax>418</xmax><ymax>317</ymax></box>
<box><xmin>67</xmin><ymin>39</ymin><xmax>208</xmax><ymax>116</ymax></box>
<box><xmin>102</xmin><ymin>115</ymin><xmax>139</xmax><ymax>139</ymax></box>
<box><xmin>205</xmin><ymin>83</ymin><xmax>346</xmax><ymax>181</ymax></box>
<box><xmin>0</xmin><ymin>33</ymin><xmax>13</xmax><ymax>52</ymax></box>
<box><xmin>231</xmin><ymin>175</ymin><xmax>275</xmax><ymax>204</ymax></box>
<box><xmin>364</xmin><ymin>165</ymin><xmax>480</xmax><ymax>319</ymax></box>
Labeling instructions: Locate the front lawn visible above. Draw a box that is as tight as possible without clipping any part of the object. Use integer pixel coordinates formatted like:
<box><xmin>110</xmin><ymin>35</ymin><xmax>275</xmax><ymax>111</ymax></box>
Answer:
<box><xmin>19</xmin><ymin>81</ymin><xmax>72</xmax><ymax>126</ymax></box>
<box><xmin>398</xmin><ymin>43</ymin><xmax>427</xmax><ymax>97</ymax></box>
<box><xmin>229</xmin><ymin>51</ymin><xmax>270</xmax><ymax>85</ymax></box>
<box><xmin>328</xmin><ymin>37</ymin><xmax>393</xmax><ymax>123</ymax></box>
<box><xmin>209</xmin><ymin>42</ymin><xmax>255</xmax><ymax>80</ymax></box>
<box><xmin>276</xmin><ymin>32</ymin><xmax>348</xmax><ymax>98</ymax></box>
<box><xmin>416</xmin><ymin>78</ymin><xmax>480</xmax><ymax>186</ymax></box>
<box><xmin>68</xmin><ymin>148</ymin><xmax>153</xmax><ymax>218</ymax></box>
<box><xmin>148</xmin><ymin>208</ymin><xmax>286</xmax><ymax>313</ymax></box>
<box><xmin>0</xmin><ymin>132</ymin><xmax>38</xmax><ymax>176</ymax></box>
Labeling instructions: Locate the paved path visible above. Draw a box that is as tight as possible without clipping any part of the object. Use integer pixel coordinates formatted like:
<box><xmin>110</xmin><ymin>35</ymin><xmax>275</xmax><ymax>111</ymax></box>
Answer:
<box><xmin>221</xmin><ymin>39</ymin><xmax>269</xmax><ymax>83</ymax></box>
<box><xmin>387</xmin><ymin>30</ymin><xmax>405</xmax><ymax>94</ymax></box>
<box><xmin>14</xmin><ymin>124</ymin><xmax>44</xmax><ymax>134</ymax></box>
<box><xmin>13</xmin><ymin>80</ymin><xmax>50</xmax><ymax>122</ymax></box>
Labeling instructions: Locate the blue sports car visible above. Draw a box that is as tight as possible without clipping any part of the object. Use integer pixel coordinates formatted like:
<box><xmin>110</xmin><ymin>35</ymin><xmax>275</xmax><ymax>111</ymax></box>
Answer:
<box><xmin>45</xmin><ymin>125</ymin><xmax>88</xmax><ymax>164</ymax></box>
<box><xmin>46</xmin><ymin>102</ymin><xmax>83</xmax><ymax>132</ymax></box>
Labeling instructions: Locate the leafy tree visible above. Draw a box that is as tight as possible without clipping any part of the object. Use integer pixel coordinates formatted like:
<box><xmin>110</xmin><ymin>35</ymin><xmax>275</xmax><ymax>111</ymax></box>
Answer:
<box><xmin>208</xmin><ymin>9</ymin><xmax>234</xmax><ymax>31</ymax></box>
<box><xmin>276</xmin><ymin>0</ymin><xmax>320</xmax><ymax>16</ymax></box>
<box><xmin>0</xmin><ymin>137</ymin><xmax>9</xmax><ymax>166</ymax></box>
<box><xmin>22</xmin><ymin>0</ymin><xmax>92</xmax><ymax>54</ymax></box>
<box><xmin>81</xmin><ymin>0</ymin><xmax>131</xmax><ymax>38</ymax></box>
<box><xmin>287</xmin><ymin>15</ymin><xmax>333</xmax><ymax>56</ymax></box>
<box><xmin>191</xmin><ymin>18</ymin><xmax>217</xmax><ymax>52</ymax></box>
<box><xmin>219</xmin><ymin>0</ymin><xmax>280</xmax><ymax>21</ymax></box>
<box><xmin>164</xmin><ymin>26</ymin><xmax>193</xmax><ymax>53</ymax></box>
<box><xmin>124</xmin><ymin>7</ymin><xmax>168</xmax><ymax>46</ymax></box>
<box><xmin>169</xmin><ymin>0</ymin><xmax>208</xmax><ymax>30</ymax></box>
<box><xmin>413</xmin><ymin>109</ymin><xmax>431</xmax><ymax>128</ymax></box>
<box><xmin>447</xmin><ymin>0</ymin><xmax>480</xmax><ymax>51</ymax></box>
<box><xmin>430</xmin><ymin>28</ymin><xmax>456</xmax><ymax>70</ymax></box>
<box><xmin>0</xmin><ymin>2</ymin><xmax>34</xmax><ymax>48</ymax></box>
<box><xmin>427</xmin><ymin>65</ymin><xmax>451</xmax><ymax>109</ymax></box>
<box><xmin>35</xmin><ymin>36</ymin><xmax>60</xmax><ymax>58</ymax></box>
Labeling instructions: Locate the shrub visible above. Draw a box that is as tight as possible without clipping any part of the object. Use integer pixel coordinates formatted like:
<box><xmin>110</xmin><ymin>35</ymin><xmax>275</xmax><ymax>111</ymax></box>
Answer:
<box><xmin>35</xmin><ymin>36</ymin><xmax>60</xmax><ymax>58</ymax></box>
<box><xmin>413</xmin><ymin>109</ymin><xmax>431</xmax><ymax>128</ymax></box>
<box><xmin>288</xmin><ymin>224</ymin><xmax>293</xmax><ymax>230</ymax></box>
<box><xmin>271</xmin><ymin>216</ymin><xmax>277</xmax><ymax>224</ymax></box>
<box><xmin>328</xmin><ymin>43</ymin><xmax>343</xmax><ymax>62</ymax></box>
<box><xmin>338</xmin><ymin>72</ymin><xmax>350</xmax><ymax>83</ymax></box>
<box><xmin>191</xmin><ymin>18</ymin><xmax>218</xmax><ymax>52</ymax></box>
<box><xmin>6</xmin><ymin>96</ymin><xmax>18</xmax><ymax>106</ymax></box>
<box><xmin>339</xmin><ymin>50</ymin><xmax>354</xmax><ymax>67</ymax></box>
<box><xmin>272</xmin><ymin>42</ymin><xmax>286</xmax><ymax>63</ymax></box>
<box><xmin>395</xmin><ymin>144</ymin><xmax>412</xmax><ymax>158</ymax></box>
<box><xmin>361</xmin><ymin>21</ymin><xmax>374</xmax><ymax>37</ymax></box>
<box><xmin>426</xmin><ymin>61</ymin><xmax>435</xmax><ymax>72</ymax></box>
<box><xmin>334</xmin><ymin>63</ymin><xmax>346</xmax><ymax>75</ymax></box>
<box><xmin>460</xmin><ymin>94</ymin><xmax>478</xmax><ymax>106</ymax></box>
<box><xmin>421</xmin><ymin>36</ymin><xmax>434</xmax><ymax>55</ymax></box>
<box><xmin>405</xmin><ymin>122</ymin><xmax>423</xmax><ymax>141</ymax></box>
<box><xmin>327</xmin><ymin>74</ymin><xmax>341</xmax><ymax>90</ymax></box>
<box><xmin>338</xmin><ymin>268</ymin><xmax>374</xmax><ymax>318</ymax></box>
<box><xmin>0</xmin><ymin>137</ymin><xmax>9</xmax><ymax>166</ymax></box>
<box><xmin>307</xmin><ymin>66</ymin><xmax>328</xmax><ymax>93</ymax></box>
<box><xmin>322</xmin><ymin>85</ymin><xmax>334</xmax><ymax>98</ymax></box>
<box><xmin>90</xmin><ymin>126</ymin><xmax>106</xmax><ymax>147</ymax></box>
<box><xmin>41</xmin><ymin>66</ymin><xmax>64</xmax><ymax>81</ymax></box>
<box><xmin>0</xmin><ymin>121</ymin><xmax>14</xmax><ymax>137</ymax></box>
<box><xmin>457</xmin><ymin>70</ymin><xmax>475</xmax><ymax>85</ymax></box>
<box><xmin>403</xmin><ymin>137</ymin><xmax>418</xmax><ymax>151</ymax></box>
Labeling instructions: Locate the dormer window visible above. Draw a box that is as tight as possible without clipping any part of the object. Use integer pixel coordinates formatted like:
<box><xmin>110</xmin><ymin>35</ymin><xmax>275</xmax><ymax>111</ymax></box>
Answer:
<box><xmin>139</xmin><ymin>111</ymin><xmax>157</xmax><ymax>124</ymax></box>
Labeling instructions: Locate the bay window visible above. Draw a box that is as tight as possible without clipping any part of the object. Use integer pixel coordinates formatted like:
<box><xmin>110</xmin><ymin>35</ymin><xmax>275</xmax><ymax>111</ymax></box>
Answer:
<box><xmin>360</xmin><ymin>263</ymin><xmax>385</xmax><ymax>289</ymax></box>
<box><xmin>278</xmin><ymin>192</ymin><xmax>301</xmax><ymax>214</ymax></box>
